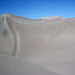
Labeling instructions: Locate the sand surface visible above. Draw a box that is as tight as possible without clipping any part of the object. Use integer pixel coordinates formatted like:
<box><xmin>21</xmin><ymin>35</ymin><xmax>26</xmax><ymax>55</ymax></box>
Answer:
<box><xmin>0</xmin><ymin>13</ymin><xmax>75</xmax><ymax>75</ymax></box>
<box><xmin>0</xmin><ymin>54</ymin><xmax>60</xmax><ymax>75</ymax></box>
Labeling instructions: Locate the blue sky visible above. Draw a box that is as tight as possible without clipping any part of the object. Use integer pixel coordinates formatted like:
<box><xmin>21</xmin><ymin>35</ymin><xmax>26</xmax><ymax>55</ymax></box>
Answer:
<box><xmin>0</xmin><ymin>0</ymin><xmax>75</xmax><ymax>19</ymax></box>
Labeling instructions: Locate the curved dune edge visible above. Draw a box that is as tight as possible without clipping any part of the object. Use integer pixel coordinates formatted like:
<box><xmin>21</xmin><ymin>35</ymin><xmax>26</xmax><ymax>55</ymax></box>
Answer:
<box><xmin>5</xmin><ymin>16</ymin><xmax>20</xmax><ymax>57</ymax></box>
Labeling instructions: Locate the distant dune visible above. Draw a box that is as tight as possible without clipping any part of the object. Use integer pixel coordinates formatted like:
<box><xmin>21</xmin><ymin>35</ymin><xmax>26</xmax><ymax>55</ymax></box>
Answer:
<box><xmin>0</xmin><ymin>13</ymin><xmax>75</xmax><ymax>75</ymax></box>
<box><xmin>38</xmin><ymin>16</ymin><xmax>65</xmax><ymax>21</ymax></box>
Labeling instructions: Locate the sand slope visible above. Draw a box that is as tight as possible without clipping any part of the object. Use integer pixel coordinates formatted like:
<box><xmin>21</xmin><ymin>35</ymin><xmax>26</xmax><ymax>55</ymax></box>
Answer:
<box><xmin>0</xmin><ymin>13</ymin><xmax>75</xmax><ymax>75</ymax></box>
<box><xmin>0</xmin><ymin>54</ymin><xmax>60</xmax><ymax>75</ymax></box>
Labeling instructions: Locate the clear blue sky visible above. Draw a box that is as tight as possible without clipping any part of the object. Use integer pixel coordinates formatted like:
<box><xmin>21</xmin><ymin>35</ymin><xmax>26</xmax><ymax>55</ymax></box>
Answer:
<box><xmin>0</xmin><ymin>0</ymin><xmax>75</xmax><ymax>19</ymax></box>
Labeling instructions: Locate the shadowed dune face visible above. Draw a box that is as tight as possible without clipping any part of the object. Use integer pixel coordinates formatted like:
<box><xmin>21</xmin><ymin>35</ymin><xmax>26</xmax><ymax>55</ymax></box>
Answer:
<box><xmin>0</xmin><ymin>13</ymin><xmax>75</xmax><ymax>75</ymax></box>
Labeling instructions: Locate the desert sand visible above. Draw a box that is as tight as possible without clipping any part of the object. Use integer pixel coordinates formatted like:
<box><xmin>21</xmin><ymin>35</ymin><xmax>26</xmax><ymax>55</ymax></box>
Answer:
<box><xmin>0</xmin><ymin>54</ymin><xmax>59</xmax><ymax>75</ymax></box>
<box><xmin>0</xmin><ymin>13</ymin><xmax>75</xmax><ymax>75</ymax></box>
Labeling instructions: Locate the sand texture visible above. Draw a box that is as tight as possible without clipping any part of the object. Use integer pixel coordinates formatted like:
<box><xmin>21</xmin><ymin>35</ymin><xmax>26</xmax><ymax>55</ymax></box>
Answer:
<box><xmin>0</xmin><ymin>13</ymin><xmax>75</xmax><ymax>75</ymax></box>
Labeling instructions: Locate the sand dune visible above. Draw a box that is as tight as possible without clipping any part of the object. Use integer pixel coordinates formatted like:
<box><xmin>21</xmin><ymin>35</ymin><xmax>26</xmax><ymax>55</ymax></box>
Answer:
<box><xmin>0</xmin><ymin>13</ymin><xmax>75</xmax><ymax>75</ymax></box>
<box><xmin>38</xmin><ymin>16</ymin><xmax>66</xmax><ymax>22</ymax></box>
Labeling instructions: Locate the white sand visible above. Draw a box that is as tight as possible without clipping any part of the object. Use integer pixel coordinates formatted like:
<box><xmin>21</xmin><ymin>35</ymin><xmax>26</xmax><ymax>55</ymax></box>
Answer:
<box><xmin>0</xmin><ymin>13</ymin><xmax>75</xmax><ymax>75</ymax></box>
<box><xmin>0</xmin><ymin>54</ymin><xmax>59</xmax><ymax>75</ymax></box>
